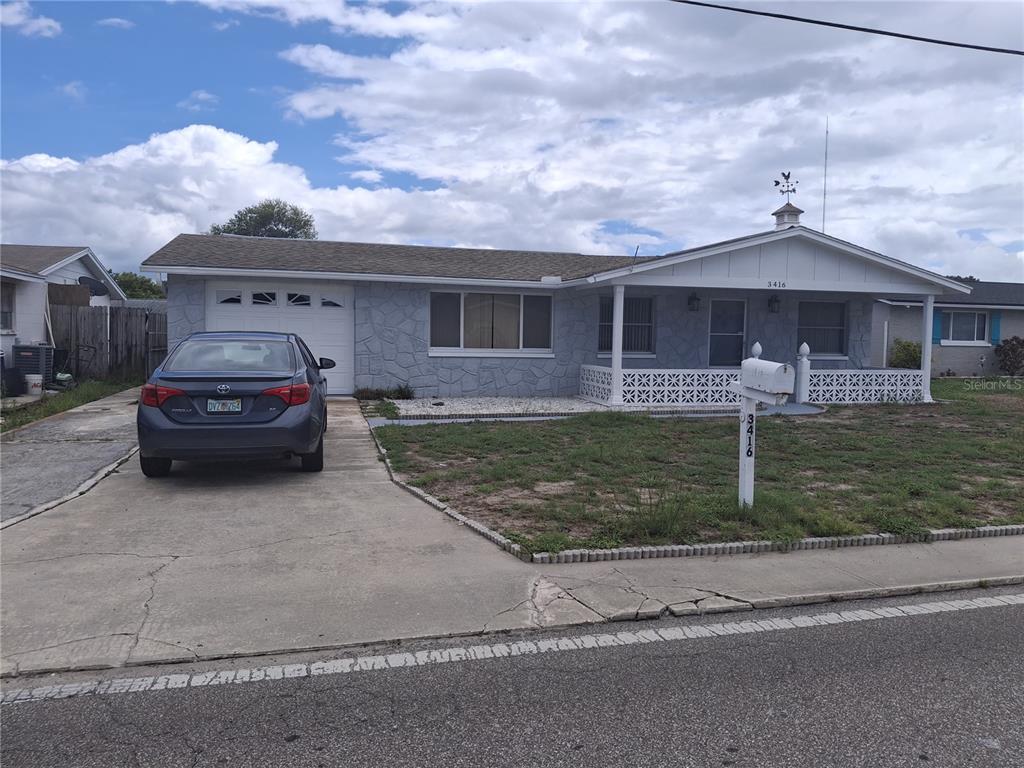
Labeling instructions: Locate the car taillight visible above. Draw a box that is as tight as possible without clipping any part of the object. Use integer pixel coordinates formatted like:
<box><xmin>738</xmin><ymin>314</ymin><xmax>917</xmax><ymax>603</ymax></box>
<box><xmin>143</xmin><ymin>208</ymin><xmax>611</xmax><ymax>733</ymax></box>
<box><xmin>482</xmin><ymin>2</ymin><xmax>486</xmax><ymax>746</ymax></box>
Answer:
<box><xmin>262</xmin><ymin>382</ymin><xmax>311</xmax><ymax>406</ymax></box>
<box><xmin>141</xmin><ymin>384</ymin><xmax>186</xmax><ymax>407</ymax></box>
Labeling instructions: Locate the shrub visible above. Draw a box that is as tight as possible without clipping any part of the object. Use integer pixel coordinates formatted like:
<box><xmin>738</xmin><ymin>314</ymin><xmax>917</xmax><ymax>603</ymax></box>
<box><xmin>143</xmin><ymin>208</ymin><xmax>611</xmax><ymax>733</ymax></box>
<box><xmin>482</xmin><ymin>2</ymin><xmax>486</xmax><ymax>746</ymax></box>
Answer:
<box><xmin>994</xmin><ymin>336</ymin><xmax>1024</xmax><ymax>375</ymax></box>
<box><xmin>888</xmin><ymin>339</ymin><xmax>921</xmax><ymax>369</ymax></box>
<box><xmin>353</xmin><ymin>384</ymin><xmax>415</xmax><ymax>401</ymax></box>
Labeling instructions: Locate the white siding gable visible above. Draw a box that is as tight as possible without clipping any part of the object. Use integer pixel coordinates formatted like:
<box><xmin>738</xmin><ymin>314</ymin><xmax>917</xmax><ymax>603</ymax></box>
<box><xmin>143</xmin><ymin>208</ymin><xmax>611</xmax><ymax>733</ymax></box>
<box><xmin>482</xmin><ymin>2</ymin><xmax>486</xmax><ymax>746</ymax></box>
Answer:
<box><xmin>614</xmin><ymin>237</ymin><xmax>940</xmax><ymax>294</ymax></box>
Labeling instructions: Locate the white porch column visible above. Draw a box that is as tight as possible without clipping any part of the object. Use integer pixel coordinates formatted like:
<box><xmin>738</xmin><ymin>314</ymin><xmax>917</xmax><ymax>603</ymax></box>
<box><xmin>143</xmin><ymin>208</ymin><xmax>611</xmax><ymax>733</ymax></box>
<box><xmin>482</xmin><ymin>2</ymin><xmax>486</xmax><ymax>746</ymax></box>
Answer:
<box><xmin>610</xmin><ymin>284</ymin><xmax>625</xmax><ymax>405</ymax></box>
<box><xmin>795</xmin><ymin>342</ymin><xmax>811</xmax><ymax>404</ymax></box>
<box><xmin>921</xmin><ymin>294</ymin><xmax>934</xmax><ymax>403</ymax></box>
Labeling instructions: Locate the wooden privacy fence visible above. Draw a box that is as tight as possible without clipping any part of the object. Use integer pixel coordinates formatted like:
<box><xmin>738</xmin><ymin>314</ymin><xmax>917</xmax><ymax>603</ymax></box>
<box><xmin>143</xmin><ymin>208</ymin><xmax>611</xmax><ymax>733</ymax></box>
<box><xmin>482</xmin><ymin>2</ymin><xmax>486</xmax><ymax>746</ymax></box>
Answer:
<box><xmin>49</xmin><ymin>305</ymin><xmax>167</xmax><ymax>381</ymax></box>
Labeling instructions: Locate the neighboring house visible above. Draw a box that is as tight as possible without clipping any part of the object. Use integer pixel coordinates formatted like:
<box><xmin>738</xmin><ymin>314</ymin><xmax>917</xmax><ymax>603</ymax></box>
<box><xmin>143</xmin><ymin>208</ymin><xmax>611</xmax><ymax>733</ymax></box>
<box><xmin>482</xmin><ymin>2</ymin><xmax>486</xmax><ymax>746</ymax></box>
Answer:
<box><xmin>0</xmin><ymin>244</ymin><xmax>127</xmax><ymax>357</ymax></box>
<box><xmin>872</xmin><ymin>281</ymin><xmax>1024</xmax><ymax>376</ymax></box>
<box><xmin>141</xmin><ymin>204</ymin><xmax>970</xmax><ymax>404</ymax></box>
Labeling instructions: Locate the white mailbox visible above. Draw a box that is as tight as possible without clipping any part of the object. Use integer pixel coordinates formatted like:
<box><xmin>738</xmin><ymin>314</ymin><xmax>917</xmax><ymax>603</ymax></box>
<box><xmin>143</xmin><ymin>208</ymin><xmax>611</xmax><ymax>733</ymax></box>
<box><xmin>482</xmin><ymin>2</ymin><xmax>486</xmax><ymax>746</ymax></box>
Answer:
<box><xmin>741</xmin><ymin>359</ymin><xmax>794</xmax><ymax>395</ymax></box>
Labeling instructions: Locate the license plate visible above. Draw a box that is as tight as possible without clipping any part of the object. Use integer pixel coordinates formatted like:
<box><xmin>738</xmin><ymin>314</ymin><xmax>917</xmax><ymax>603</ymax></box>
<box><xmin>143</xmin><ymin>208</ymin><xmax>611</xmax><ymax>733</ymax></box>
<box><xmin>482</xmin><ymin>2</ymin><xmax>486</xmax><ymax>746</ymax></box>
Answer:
<box><xmin>207</xmin><ymin>398</ymin><xmax>242</xmax><ymax>413</ymax></box>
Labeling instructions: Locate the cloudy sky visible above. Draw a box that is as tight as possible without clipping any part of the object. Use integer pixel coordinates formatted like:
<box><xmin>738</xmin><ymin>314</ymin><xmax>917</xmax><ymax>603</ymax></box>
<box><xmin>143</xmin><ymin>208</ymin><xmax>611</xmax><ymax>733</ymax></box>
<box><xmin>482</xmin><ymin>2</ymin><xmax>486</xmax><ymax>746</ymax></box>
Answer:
<box><xmin>1</xmin><ymin>0</ymin><xmax>1022</xmax><ymax>280</ymax></box>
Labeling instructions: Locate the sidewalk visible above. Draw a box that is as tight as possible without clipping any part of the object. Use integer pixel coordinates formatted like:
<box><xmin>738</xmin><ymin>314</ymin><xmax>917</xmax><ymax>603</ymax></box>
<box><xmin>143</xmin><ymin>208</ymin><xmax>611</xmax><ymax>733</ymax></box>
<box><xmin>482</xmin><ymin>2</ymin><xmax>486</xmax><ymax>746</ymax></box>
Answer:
<box><xmin>0</xmin><ymin>388</ymin><xmax>138</xmax><ymax>523</ymax></box>
<box><xmin>1</xmin><ymin>397</ymin><xmax>1021</xmax><ymax>677</ymax></box>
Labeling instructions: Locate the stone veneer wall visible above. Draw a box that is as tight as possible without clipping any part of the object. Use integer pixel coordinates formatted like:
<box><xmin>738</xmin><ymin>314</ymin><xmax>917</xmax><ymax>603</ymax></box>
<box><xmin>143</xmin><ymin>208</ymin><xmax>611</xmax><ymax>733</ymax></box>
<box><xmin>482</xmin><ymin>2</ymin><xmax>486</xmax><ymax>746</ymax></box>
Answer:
<box><xmin>354</xmin><ymin>283</ymin><xmax>876</xmax><ymax>396</ymax></box>
<box><xmin>166</xmin><ymin>274</ymin><xmax>206</xmax><ymax>347</ymax></box>
<box><xmin>165</xmin><ymin>275</ymin><xmax>875</xmax><ymax>395</ymax></box>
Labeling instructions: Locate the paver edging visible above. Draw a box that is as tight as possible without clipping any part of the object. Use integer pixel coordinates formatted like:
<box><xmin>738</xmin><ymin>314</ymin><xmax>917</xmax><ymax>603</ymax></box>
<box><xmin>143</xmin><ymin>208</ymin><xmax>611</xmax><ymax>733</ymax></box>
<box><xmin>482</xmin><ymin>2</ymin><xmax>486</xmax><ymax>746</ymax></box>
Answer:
<box><xmin>366</xmin><ymin>421</ymin><xmax>1024</xmax><ymax>565</ymax></box>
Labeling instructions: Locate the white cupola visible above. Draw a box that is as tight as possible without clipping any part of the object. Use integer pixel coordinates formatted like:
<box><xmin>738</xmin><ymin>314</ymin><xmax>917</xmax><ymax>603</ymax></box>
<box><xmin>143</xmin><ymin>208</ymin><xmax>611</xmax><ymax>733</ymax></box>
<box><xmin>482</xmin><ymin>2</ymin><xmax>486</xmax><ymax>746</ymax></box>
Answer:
<box><xmin>772</xmin><ymin>201</ymin><xmax>804</xmax><ymax>230</ymax></box>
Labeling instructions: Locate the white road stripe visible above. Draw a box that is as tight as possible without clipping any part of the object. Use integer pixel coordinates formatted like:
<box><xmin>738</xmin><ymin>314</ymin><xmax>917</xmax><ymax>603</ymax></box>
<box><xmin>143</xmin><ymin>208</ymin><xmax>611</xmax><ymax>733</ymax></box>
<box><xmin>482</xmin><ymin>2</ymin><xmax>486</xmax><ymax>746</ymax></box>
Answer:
<box><xmin>3</xmin><ymin>593</ymin><xmax>1022</xmax><ymax>706</ymax></box>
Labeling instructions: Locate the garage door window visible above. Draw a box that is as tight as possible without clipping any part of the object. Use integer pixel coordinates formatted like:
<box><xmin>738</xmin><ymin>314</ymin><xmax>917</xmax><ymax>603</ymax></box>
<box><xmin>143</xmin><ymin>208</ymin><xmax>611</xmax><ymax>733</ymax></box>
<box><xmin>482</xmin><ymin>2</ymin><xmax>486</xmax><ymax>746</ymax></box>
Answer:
<box><xmin>215</xmin><ymin>290</ymin><xmax>242</xmax><ymax>305</ymax></box>
<box><xmin>320</xmin><ymin>295</ymin><xmax>344</xmax><ymax>308</ymax></box>
<box><xmin>252</xmin><ymin>291</ymin><xmax>277</xmax><ymax>306</ymax></box>
<box><xmin>287</xmin><ymin>292</ymin><xmax>311</xmax><ymax>307</ymax></box>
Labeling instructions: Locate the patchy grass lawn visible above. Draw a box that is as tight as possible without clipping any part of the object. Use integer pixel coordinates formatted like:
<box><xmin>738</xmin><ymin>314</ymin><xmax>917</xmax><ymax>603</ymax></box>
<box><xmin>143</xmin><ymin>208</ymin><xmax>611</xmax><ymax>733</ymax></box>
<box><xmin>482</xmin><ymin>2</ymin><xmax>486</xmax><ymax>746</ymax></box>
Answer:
<box><xmin>0</xmin><ymin>381</ymin><xmax>136</xmax><ymax>433</ymax></box>
<box><xmin>376</xmin><ymin>378</ymin><xmax>1024</xmax><ymax>552</ymax></box>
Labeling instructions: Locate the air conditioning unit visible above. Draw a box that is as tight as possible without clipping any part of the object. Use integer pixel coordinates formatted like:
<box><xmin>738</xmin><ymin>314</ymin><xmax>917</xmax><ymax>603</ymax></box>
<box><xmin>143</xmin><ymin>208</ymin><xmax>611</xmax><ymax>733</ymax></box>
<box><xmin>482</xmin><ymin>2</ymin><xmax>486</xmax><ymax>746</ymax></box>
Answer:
<box><xmin>12</xmin><ymin>344</ymin><xmax>55</xmax><ymax>384</ymax></box>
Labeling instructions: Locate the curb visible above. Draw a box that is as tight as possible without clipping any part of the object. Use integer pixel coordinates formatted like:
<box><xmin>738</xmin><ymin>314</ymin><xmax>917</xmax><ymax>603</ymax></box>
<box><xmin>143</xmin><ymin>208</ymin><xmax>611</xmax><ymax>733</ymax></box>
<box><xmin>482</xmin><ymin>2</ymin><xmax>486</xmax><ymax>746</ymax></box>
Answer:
<box><xmin>388</xmin><ymin>406</ymin><xmax>743</xmax><ymax>421</ymax></box>
<box><xmin>2</xmin><ymin>576</ymin><xmax>1021</xmax><ymax>682</ymax></box>
<box><xmin>0</xmin><ymin>447</ymin><xmax>139</xmax><ymax>530</ymax></box>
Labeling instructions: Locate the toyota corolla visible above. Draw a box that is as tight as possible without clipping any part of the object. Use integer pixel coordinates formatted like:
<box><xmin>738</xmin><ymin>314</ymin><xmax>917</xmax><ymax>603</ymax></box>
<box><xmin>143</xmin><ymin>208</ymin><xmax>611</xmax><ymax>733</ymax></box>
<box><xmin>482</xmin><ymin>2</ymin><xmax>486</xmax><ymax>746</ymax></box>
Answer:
<box><xmin>137</xmin><ymin>331</ymin><xmax>334</xmax><ymax>477</ymax></box>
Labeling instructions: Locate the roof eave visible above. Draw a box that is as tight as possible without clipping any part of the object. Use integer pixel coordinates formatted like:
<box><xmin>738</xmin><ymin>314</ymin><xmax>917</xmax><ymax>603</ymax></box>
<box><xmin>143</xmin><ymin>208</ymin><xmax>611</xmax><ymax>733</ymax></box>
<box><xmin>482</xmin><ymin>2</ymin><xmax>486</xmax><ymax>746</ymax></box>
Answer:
<box><xmin>142</xmin><ymin>263</ymin><xmax>586</xmax><ymax>289</ymax></box>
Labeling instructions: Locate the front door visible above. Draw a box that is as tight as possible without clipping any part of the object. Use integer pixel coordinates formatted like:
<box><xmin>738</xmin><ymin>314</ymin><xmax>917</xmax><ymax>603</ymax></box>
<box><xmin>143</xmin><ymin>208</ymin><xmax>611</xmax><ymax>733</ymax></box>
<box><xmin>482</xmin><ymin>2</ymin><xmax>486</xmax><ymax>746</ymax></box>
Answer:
<box><xmin>709</xmin><ymin>299</ymin><xmax>746</xmax><ymax>367</ymax></box>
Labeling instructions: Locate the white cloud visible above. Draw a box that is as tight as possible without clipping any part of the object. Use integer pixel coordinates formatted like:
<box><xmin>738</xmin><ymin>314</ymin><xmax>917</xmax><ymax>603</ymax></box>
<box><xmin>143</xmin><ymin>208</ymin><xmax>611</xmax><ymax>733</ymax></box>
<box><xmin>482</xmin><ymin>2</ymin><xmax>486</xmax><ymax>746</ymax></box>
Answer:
<box><xmin>0</xmin><ymin>1</ymin><xmax>61</xmax><ymax>37</ymax></box>
<box><xmin>59</xmin><ymin>81</ymin><xmax>86</xmax><ymax>102</ymax></box>
<box><xmin>350</xmin><ymin>169</ymin><xmax>382</xmax><ymax>183</ymax></box>
<box><xmin>212</xmin><ymin>18</ymin><xmax>239</xmax><ymax>31</ymax></box>
<box><xmin>96</xmin><ymin>17</ymin><xmax>135</xmax><ymax>30</ymax></box>
<box><xmin>3</xmin><ymin>2</ymin><xmax>1023</xmax><ymax>282</ymax></box>
<box><xmin>177</xmin><ymin>90</ymin><xmax>219</xmax><ymax>112</ymax></box>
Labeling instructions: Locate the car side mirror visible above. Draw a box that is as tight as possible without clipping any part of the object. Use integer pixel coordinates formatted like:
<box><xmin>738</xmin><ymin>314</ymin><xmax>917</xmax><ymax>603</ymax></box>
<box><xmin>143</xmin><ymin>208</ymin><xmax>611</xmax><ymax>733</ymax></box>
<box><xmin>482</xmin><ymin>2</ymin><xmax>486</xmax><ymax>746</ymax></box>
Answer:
<box><xmin>319</xmin><ymin>357</ymin><xmax>336</xmax><ymax>370</ymax></box>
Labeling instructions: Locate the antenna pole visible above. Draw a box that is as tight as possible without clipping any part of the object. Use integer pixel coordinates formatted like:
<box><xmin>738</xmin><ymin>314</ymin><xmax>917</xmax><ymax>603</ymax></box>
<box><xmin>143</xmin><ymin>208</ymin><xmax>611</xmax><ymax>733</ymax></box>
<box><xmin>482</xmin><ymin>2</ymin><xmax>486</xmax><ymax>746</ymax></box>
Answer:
<box><xmin>822</xmin><ymin>116</ymin><xmax>829</xmax><ymax>233</ymax></box>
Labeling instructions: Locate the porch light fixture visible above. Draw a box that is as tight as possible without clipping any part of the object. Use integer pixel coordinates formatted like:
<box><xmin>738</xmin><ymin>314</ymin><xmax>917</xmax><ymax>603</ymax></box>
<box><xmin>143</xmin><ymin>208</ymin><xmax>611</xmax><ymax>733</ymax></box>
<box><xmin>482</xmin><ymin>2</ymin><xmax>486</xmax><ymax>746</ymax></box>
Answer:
<box><xmin>687</xmin><ymin>293</ymin><xmax>701</xmax><ymax>312</ymax></box>
<box><xmin>768</xmin><ymin>294</ymin><xmax>781</xmax><ymax>314</ymax></box>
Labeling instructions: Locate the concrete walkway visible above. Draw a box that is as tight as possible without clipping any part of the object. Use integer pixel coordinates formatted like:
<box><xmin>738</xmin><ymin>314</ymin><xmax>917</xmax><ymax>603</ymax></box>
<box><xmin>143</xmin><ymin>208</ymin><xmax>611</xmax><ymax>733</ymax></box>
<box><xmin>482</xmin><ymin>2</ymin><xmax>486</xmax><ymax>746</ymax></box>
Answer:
<box><xmin>0</xmin><ymin>388</ymin><xmax>139</xmax><ymax>523</ymax></box>
<box><xmin>1</xmin><ymin>398</ymin><xmax>1021</xmax><ymax>677</ymax></box>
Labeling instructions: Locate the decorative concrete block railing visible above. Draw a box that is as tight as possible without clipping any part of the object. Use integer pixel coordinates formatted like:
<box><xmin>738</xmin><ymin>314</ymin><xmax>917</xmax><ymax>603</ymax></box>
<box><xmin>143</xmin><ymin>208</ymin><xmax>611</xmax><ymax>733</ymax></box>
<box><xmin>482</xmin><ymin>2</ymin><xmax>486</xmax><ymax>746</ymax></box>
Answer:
<box><xmin>621</xmin><ymin>369</ymin><xmax>741</xmax><ymax>406</ymax></box>
<box><xmin>579</xmin><ymin>365</ymin><xmax>614</xmax><ymax>404</ymax></box>
<box><xmin>805</xmin><ymin>369</ymin><xmax>925</xmax><ymax>404</ymax></box>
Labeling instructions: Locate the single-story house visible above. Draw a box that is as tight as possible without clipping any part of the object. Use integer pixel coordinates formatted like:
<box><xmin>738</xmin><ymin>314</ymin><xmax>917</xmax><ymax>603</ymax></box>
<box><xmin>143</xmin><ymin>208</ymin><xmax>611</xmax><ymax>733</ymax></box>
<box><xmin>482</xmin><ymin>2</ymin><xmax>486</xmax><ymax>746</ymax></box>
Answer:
<box><xmin>141</xmin><ymin>204</ymin><xmax>971</xmax><ymax>405</ymax></box>
<box><xmin>1</xmin><ymin>244</ymin><xmax>127</xmax><ymax>358</ymax></box>
<box><xmin>871</xmin><ymin>281</ymin><xmax>1024</xmax><ymax>376</ymax></box>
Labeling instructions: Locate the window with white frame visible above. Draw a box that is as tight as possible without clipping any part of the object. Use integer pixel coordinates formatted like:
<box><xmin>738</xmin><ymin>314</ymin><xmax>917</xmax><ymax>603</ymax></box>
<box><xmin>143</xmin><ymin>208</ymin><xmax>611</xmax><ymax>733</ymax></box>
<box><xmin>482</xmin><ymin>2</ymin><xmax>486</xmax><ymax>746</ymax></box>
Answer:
<box><xmin>941</xmin><ymin>311</ymin><xmax>987</xmax><ymax>343</ymax></box>
<box><xmin>798</xmin><ymin>301</ymin><xmax>847</xmax><ymax>355</ymax></box>
<box><xmin>1</xmin><ymin>281</ymin><xmax>14</xmax><ymax>331</ymax></box>
<box><xmin>598</xmin><ymin>296</ymin><xmax>654</xmax><ymax>353</ymax></box>
<box><xmin>429</xmin><ymin>292</ymin><xmax>552</xmax><ymax>351</ymax></box>
<box><xmin>287</xmin><ymin>292</ymin><xmax>311</xmax><ymax>307</ymax></box>
<box><xmin>320</xmin><ymin>295</ymin><xmax>344</xmax><ymax>308</ymax></box>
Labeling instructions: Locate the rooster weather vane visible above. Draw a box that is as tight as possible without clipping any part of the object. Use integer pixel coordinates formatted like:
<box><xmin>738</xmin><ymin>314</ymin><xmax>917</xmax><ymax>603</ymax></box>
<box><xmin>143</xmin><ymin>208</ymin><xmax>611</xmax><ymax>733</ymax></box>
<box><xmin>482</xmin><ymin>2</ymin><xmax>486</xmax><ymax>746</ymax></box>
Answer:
<box><xmin>774</xmin><ymin>171</ymin><xmax>798</xmax><ymax>202</ymax></box>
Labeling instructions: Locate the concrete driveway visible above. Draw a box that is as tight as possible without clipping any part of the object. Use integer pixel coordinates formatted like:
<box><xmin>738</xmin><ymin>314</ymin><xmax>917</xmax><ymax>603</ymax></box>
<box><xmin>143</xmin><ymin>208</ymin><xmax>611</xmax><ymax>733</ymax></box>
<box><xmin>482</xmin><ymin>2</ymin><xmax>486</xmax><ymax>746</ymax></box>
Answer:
<box><xmin>0</xmin><ymin>388</ymin><xmax>138</xmax><ymax>523</ymax></box>
<box><xmin>0</xmin><ymin>400</ymin><xmax>546</xmax><ymax>675</ymax></box>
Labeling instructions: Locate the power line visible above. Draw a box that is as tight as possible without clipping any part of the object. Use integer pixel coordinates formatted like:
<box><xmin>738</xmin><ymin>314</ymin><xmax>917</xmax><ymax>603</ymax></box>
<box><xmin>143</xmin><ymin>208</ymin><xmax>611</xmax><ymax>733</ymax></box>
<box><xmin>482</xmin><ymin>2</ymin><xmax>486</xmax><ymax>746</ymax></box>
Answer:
<box><xmin>665</xmin><ymin>0</ymin><xmax>1024</xmax><ymax>56</ymax></box>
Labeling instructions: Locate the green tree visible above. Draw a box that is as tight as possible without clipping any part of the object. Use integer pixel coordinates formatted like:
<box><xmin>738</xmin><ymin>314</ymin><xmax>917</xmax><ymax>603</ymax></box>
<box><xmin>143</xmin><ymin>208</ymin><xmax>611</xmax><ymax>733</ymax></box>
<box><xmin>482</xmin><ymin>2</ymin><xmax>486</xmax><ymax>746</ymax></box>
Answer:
<box><xmin>209</xmin><ymin>199</ymin><xmax>318</xmax><ymax>239</ymax></box>
<box><xmin>112</xmin><ymin>271</ymin><xmax>164</xmax><ymax>299</ymax></box>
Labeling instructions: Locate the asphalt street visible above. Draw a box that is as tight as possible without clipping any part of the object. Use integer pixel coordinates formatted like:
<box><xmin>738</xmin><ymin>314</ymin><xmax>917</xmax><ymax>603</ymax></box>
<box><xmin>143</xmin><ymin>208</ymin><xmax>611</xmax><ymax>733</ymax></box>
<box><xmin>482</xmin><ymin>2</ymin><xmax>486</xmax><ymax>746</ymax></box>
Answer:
<box><xmin>2</xmin><ymin>587</ymin><xmax>1022</xmax><ymax>768</ymax></box>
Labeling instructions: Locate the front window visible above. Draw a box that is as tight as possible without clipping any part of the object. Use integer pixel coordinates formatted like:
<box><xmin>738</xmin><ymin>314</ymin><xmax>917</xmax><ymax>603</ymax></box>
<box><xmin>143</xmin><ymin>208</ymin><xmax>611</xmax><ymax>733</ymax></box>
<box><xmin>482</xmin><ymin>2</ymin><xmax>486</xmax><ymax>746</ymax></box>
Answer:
<box><xmin>165</xmin><ymin>339</ymin><xmax>296</xmax><ymax>372</ymax></box>
<box><xmin>798</xmin><ymin>301</ymin><xmax>847</xmax><ymax>355</ymax></box>
<box><xmin>598</xmin><ymin>296</ymin><xmax>654</xmax><ymax>353</ymax></box>
<box><xmin>941</xmin><ymin>311</ymin><xmax>987</xmax><ymax>342</ymax></box>
<box><xmin>429</xmin><ymin>292</ymin><xmax>552</xmax><ymax>351</ymax></box>
<box><xmin>1</xmin><ymin>281</ymin><xmax>14</xmax><ymax>331</ymax></box>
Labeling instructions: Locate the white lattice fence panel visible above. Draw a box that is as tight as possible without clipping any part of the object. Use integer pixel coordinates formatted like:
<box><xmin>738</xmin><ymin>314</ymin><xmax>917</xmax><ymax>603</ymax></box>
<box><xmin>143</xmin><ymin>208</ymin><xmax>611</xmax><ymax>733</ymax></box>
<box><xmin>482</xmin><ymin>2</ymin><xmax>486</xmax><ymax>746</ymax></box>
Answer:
<box><xmin>579</xmin><ymin>365</ymin><xmax>614</xmax><ymax>404</ymax></box>
<box><xmin>621</xmin><ymin>369</ymin><xmax>741</xmax><ymax>406</ymax></box>
<box><xmin>807</xmin><ymin>370</ymin><xmax>924</xmax><ymax>404</ymax></box>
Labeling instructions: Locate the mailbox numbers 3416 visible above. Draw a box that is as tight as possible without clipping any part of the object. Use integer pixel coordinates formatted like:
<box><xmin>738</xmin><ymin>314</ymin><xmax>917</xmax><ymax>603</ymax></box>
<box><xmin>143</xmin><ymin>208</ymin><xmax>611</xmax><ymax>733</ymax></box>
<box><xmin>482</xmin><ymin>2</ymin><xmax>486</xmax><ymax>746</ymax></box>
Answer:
<box><xmin>745</xmin><ymin>413</ymin><xmax>755</xmax><ymax>457</ymax></box>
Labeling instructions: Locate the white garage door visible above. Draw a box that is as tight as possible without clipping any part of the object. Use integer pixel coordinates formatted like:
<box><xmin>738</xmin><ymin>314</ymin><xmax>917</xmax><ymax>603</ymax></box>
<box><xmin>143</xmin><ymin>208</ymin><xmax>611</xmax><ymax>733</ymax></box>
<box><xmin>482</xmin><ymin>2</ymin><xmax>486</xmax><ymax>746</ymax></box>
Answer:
<box><xmin>205</xmin><ymin>280</ymin><xmax>354</xmax><ymax>394</ymax></box>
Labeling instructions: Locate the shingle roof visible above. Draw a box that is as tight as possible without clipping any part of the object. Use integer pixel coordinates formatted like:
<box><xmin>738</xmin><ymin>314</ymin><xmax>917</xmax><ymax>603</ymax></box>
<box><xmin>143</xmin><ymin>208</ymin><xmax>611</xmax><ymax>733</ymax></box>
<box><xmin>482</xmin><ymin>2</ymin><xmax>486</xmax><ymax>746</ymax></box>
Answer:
<box><xmin>1</xmin><ymin>244</ymin><xmax>88</xmax><ymax>275</ymax></box>
<box><xmin>889</xmin><ymin>281</ymin><xmax>1024</xmax><ymax>307</ymax></box>
<box><xmin>141</xmin><ymin>234</ymin><xmax>649</xmax><ymax>281</ymax></box>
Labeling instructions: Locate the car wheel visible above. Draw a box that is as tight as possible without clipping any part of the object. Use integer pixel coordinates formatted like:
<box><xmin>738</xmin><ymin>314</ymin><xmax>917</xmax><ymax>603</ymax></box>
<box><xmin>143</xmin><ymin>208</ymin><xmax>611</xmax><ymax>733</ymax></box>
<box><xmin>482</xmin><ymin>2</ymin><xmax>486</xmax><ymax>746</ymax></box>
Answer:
<box><xmin>140</xmin><ymin>455</ymin><xmax>172</xmax><ymax>478</ymax></box>
<box><xmin>301</xmin><ymin>435</ymin><xmax>324</xmax><ymax>472</ymax></box>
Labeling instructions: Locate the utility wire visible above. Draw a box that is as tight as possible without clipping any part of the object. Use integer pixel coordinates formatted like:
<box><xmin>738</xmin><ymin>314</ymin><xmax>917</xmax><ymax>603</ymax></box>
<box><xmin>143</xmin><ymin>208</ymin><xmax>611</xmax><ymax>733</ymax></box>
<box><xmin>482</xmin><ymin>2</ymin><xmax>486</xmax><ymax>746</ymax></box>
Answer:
<box><xmin>665</xmin><ymin>0</ymin><xmax>1024</xmax><ymax>56</ymax></box>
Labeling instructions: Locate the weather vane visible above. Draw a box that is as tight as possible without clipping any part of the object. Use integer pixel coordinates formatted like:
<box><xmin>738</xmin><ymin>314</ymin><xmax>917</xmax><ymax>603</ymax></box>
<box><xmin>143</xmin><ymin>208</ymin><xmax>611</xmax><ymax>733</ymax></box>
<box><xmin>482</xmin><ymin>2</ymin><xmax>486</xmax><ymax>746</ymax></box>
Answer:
<box><xmin>774</xmin><ymin>171</ymin><xmax>798</xmax><ymax>202</ymax></box>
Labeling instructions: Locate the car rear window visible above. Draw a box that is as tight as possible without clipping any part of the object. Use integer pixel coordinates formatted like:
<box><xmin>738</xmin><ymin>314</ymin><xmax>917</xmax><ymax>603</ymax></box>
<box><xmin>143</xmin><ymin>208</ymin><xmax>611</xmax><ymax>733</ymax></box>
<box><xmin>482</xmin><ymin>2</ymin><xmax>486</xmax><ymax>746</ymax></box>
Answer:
<box><xmin>165</xmin><ymin>339</ymin><xmax>296</xmax><ymax>372</ymax></box>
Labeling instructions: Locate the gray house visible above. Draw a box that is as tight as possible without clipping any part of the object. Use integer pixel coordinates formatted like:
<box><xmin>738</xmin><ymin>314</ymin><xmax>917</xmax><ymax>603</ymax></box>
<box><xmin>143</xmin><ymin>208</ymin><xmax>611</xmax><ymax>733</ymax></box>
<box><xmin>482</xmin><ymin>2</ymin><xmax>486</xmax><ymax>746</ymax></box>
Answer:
<box><xmin>872</xmin><ymin>281</ymin><xmax>1024</xmax><ymax>376</ymax></box>
<box><xmin>142</xmin><ymin>205</ymin><xmax>969</xmax><ymax>405</ymax></box>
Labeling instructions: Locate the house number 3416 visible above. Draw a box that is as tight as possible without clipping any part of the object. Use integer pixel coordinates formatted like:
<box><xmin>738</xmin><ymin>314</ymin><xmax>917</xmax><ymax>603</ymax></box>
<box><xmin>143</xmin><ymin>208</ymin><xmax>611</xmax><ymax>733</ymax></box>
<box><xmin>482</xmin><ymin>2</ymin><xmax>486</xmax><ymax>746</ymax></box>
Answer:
<box><xmin>745</xmin><ymin>414</ymin><xmax>754</xmax><ymax>457</ymax></box>
<box><xmin>767</xmin><ymin>281</ymin><xmax>787</xmax><ymax>288</ymax></box>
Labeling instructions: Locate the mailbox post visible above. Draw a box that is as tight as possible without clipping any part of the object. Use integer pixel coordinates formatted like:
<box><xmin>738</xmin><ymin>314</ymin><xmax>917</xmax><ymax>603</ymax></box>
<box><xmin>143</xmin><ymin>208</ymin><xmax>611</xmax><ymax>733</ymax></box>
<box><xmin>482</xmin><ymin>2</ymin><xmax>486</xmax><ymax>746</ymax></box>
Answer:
<box><xmin>728</xmin><ymin>357</ymin><xmax>795</xmax><ymax>508</ymax></box>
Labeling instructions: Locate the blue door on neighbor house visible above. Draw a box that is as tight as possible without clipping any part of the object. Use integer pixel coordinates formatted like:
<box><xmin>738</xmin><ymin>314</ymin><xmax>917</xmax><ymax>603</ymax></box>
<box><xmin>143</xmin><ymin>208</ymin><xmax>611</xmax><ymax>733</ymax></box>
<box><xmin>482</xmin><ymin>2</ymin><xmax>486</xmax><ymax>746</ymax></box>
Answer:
<box><xmin>709</xmin><ymin>299</ymin><xmax>746</xmax><ymax>367</ymax></box>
